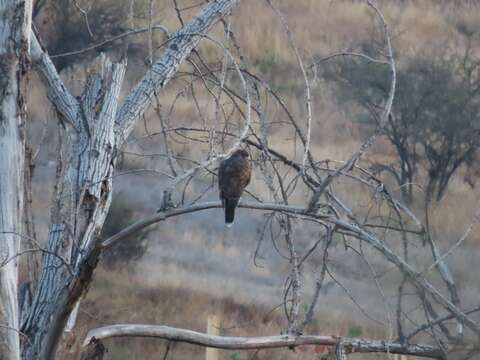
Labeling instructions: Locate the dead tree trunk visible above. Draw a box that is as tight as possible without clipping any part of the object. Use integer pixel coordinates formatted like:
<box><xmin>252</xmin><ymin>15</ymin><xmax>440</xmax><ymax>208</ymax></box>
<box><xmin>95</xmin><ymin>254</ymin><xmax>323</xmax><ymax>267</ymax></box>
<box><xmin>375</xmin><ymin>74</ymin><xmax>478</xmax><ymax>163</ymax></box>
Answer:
<box><xmin>21</xmin><ymin>53</ymin><xmax>125</xmax><ymax>360</ymax></box>
<box><xmin>0</xmin><ymin>1</ymin><xmax>32</xmax><ymax>359</ymax></box>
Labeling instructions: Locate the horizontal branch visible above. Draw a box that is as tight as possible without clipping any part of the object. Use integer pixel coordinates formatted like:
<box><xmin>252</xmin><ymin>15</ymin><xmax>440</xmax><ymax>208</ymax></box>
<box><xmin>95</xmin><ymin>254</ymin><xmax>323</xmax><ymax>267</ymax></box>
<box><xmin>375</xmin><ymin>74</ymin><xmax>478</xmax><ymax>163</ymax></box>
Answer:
<box><xmin>101</xmin><ymin>201</ymin><xmax>324</xmax><ymax>248</ymax></box>
<box><xmin>406</xmin><ymin>305</ymin><xmax>480</xmax><ymax>341</ymax></box>
<box><xmin>50</xmin><ymin>25</ymin><xmax>169</xmax><ymax>58</ymax></box>
<box><xmin>310</xmin><ymin>51</ymin><xmax>390</xmax><ymax>68</ymax></box>
<box><xmin>82</xmin><ymin>324</ymin><xmax>443</xmax><ymax>358</ymax></box>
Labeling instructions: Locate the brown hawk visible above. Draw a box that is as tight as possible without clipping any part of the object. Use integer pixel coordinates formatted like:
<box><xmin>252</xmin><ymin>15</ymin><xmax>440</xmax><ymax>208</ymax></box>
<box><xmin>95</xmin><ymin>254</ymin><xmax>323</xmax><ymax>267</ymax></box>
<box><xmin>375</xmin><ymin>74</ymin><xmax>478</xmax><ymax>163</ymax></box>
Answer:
<box><xmin>218</xmin><ymin>149</ymin><xmax>251</xmax><ymax>227</ymax></box>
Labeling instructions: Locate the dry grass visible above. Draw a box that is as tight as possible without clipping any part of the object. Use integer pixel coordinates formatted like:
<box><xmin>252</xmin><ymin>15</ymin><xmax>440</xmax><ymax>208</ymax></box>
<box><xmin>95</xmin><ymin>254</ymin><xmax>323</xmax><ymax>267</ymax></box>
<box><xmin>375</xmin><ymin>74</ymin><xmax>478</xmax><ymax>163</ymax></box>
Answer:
<box><xmin>71</xmin><ymin>267</ymin><xmax>385</xmax><ymax>360</ymax></box>
<box><xmin>230</xmin><ymin>0</ymin><xmax>478</xmax><ymax>67</ymax></box>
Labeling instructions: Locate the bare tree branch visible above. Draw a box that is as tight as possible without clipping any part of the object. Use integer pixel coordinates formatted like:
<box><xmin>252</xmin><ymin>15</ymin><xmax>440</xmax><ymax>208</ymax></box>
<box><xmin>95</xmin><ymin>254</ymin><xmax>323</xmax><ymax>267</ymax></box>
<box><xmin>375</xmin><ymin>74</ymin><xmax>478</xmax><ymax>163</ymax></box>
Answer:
<box><xmin>307</xmin><ymin>0</ymin><xmax>397</xmax><ymax>212</ymax></box>
<box><xmin>30</xmin><ymin>33</ymin><xmax>81</xmax><ymax>129</ymax></box>
<box><xmin>82</xmin><ymin>324</ymin><xmax>443</xmax><ymax>358</ymax></box>
<box><xmin>115</xmin><ymin>0</ymin><xmax>239</xmax><ymax>142</ymax></box>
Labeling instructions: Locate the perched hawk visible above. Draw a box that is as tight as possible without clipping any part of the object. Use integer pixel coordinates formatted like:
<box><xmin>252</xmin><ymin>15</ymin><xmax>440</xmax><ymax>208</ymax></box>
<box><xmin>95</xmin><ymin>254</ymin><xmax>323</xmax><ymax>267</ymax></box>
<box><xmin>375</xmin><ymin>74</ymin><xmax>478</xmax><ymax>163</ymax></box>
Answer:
<box><xmin>218</xmin><ymin>149</ymin><xmax>251</xmax><ymax>227</ymax></box>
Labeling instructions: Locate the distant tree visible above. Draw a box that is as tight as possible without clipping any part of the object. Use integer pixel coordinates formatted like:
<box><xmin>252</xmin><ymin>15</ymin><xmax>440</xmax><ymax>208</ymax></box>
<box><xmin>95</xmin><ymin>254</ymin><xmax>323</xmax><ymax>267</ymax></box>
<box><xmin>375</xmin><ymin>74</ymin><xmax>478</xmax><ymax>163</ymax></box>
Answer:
<box><xmin>323</xmin><ymin>44</ymin><xmax>480</xmax><ymax>202</ymax></box>
<box><xmin>33</xmin><ymin>0</ymin><xmax>151</xmax><ymax>70</ymax></box>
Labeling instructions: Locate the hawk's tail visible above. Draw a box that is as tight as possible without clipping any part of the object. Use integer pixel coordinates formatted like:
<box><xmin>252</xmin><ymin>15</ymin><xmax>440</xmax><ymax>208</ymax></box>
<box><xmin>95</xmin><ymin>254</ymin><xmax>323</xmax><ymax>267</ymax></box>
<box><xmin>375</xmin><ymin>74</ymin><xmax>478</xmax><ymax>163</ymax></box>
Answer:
<box><xmin>224</xmin><ymin>198</ymin><xmax>237</xmax><ymax>227</ymax></box>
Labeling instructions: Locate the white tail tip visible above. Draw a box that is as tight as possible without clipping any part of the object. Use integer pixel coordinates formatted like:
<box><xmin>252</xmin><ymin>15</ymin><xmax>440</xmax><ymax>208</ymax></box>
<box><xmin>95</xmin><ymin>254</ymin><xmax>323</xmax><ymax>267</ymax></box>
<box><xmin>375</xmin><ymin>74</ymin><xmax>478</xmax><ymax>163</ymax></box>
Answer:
<box><xmin>225</xmin><ymin>222</ymin><xmax>233</xmax><ymax>228</ymax></box>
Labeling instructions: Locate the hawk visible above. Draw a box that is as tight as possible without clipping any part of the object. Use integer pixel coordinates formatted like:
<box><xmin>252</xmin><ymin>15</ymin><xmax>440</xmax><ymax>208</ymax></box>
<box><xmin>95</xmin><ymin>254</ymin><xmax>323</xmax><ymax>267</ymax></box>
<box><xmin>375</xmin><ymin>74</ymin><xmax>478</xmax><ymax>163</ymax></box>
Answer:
<box><xmin>218</xmin><ymin>149</ymin><xmax>251</xmax><ymax>227</ymax></box>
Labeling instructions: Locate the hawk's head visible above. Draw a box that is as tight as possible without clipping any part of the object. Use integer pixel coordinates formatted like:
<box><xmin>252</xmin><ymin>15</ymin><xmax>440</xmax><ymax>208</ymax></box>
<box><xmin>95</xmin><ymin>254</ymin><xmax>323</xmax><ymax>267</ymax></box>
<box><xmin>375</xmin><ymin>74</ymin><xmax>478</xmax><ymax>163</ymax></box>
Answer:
<box><xmin>233</xmin><ymin>149</ymin><xmax>249</xmax><ymax>159</ymax></box>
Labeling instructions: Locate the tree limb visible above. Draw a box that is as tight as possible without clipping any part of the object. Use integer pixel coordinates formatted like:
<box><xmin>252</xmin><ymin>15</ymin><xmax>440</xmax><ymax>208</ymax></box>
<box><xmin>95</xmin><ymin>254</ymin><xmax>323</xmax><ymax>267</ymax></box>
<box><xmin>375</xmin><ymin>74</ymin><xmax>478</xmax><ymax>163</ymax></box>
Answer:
<box><xmin>81</xmin><ymin>324</ymin><xmax>443</xmax><ymax>358</ymax></box>
<box><xmin>30</xmin><ymin>32</ymin><xmax>80</xmax><ymax>129</ymax></box>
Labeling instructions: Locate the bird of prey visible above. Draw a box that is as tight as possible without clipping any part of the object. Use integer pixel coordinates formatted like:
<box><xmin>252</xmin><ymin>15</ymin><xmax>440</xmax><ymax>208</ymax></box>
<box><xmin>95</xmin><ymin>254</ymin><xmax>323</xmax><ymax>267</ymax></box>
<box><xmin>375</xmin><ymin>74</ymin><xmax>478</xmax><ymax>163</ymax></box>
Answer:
<box><xmin>218</xmin><ymin>149</ymin><xmax>251</xmax><ymax>227</ymax></box>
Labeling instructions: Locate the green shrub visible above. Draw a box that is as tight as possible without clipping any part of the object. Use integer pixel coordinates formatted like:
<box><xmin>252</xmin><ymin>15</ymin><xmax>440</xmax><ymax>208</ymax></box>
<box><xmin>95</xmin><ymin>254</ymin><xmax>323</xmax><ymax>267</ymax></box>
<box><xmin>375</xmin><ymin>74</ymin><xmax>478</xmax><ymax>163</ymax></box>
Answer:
<box><xmin>347</xmin><ymin>324</ymin><xmax>363</xmax><ymax>338</ymax></box>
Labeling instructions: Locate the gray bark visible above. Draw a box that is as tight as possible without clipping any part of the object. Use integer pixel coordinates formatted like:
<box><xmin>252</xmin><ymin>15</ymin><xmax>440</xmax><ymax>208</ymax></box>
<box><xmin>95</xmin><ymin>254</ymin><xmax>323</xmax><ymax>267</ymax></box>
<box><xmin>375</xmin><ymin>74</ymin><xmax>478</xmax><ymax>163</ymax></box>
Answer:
<box><xmin>21</xmin><ymin>54</ymin><xmax>125</xmax><ymax>360</ymax></box>
<box><xmin>0</xmin><ymin>1</ymin><xmax>32</xmax><ymax>359</ymax></box>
